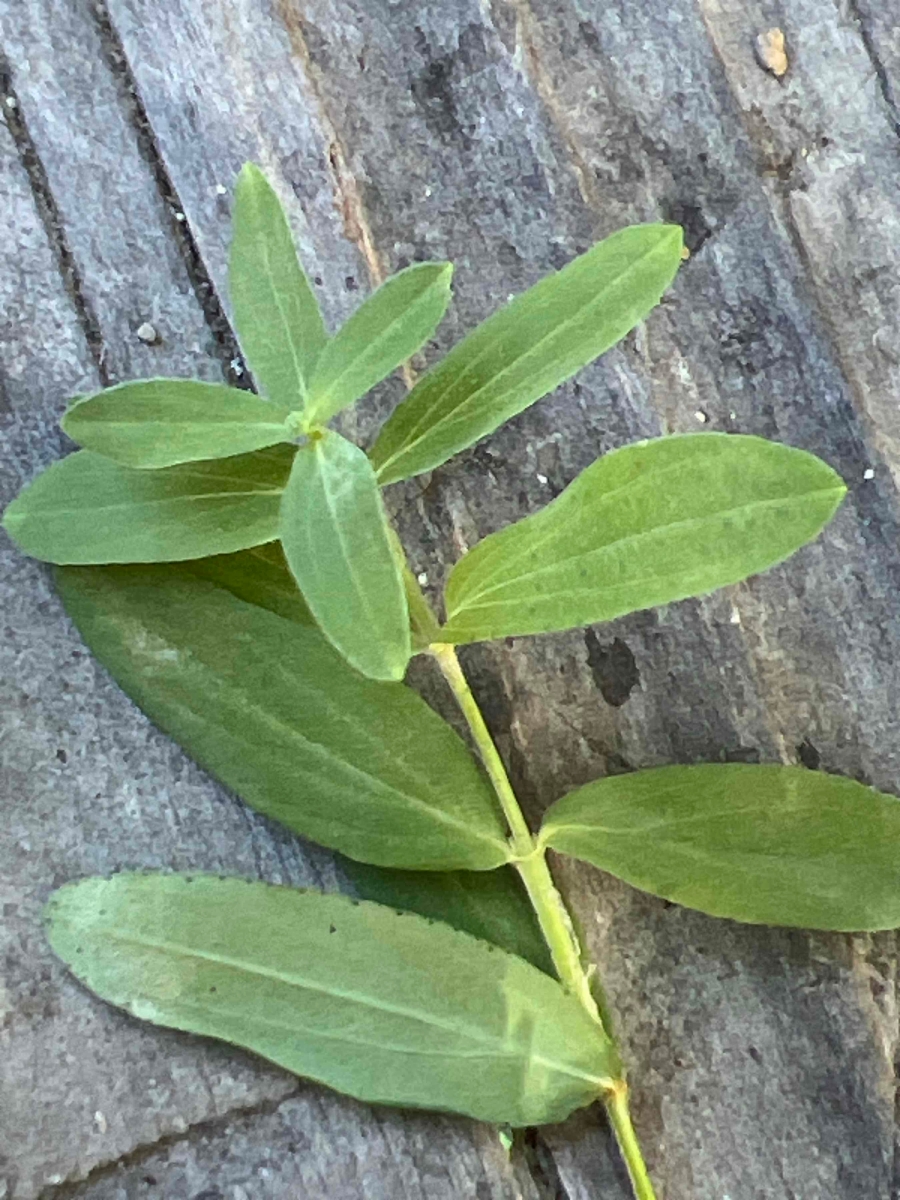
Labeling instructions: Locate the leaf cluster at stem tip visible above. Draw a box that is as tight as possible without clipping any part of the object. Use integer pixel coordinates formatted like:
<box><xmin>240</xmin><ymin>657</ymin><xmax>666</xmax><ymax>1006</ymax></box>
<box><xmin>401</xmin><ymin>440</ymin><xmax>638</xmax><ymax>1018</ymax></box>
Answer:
<box><xmin>4</xmin><ymin>161</ymin><xmax>879</xmax><ymax>1200</ymax></box>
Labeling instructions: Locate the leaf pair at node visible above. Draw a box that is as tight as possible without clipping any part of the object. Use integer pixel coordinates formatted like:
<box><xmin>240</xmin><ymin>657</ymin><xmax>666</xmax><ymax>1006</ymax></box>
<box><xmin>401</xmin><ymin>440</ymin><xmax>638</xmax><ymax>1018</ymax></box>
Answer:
<box><xmin>3</xmin><ymin>161</ymin><xmax>690</xmax><ymax>681</ymax></box>
<box><xmin>53</xmin><ymin>165</ymin><xmax>452</xmax><ymax>679</ymax></box>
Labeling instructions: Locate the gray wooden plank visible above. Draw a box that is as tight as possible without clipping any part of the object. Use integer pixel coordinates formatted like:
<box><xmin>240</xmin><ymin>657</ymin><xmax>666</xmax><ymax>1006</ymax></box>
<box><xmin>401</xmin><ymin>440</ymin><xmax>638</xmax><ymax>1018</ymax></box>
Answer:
<box><xmin>0</xmin><ymin>0</ymin><xmax>224</xmax><ymax>386</ymax></box>
<box><xmin>62</xmin><ymin>1092</ymin><xmax>542</xmax><ymax>1200</ymax></box>
<box><xmin>96</xmin><ymin>0</ymin><xmax>368</xmax><ymax>419</ymax></box>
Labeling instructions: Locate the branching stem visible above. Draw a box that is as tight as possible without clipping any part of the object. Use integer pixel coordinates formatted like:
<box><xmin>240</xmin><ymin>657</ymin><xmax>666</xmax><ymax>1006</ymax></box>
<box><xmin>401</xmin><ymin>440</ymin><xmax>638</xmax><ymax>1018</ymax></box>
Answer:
<box><xmin>422</xmin><ymin>638</ymin><xmax>656</xmax><ymax>1200</ymax></box>
<box><xmin>397</xmin><ymin>565</ymin><xmax>656</xmax><ymax>1197</ymax></box>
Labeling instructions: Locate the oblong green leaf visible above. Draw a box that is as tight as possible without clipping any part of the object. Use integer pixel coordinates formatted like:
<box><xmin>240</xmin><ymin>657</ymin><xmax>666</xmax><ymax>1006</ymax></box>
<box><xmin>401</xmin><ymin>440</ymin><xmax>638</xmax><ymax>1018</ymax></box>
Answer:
<box><xmin>185</xmin><ymin>543</ymin><xmax>313</xmax><ymax>626</ymax></box>
<box><xmin>370</xmin><ymin>225</ymin><xmax>684</xmax><ymax>484</ymax></box>
<box><xmin>341</xmin><ymin>860</ymin><xmax>554</xmax><ymax>976</ymax></box>
<box><xmin>280</xmin><ymin>432</ymin><xmax>410</xmax><ymax>681</ymax></box>
<box><xmin>46</xmin><ymin>874</ymin><xmax>616</xmax><ymax>1125</ymax></box>
<box><xmin>61</xmin><ymin>379</ymin><xmax>294</xmax><ymax>468</ymax></box>
<box><xmin>305</xmin><ymin>263</ymin><xmax>453</xmax><ymax>424</ymax></box>
<box><xmin>55</xmin><ymin>566</ymin><xmax>509</xmax><ymax>870</ymax></box>
<box><xmin>442</xmin><ymin>434</ymin><xmax>846</xmax><ymax>644</ymax></box>
<box><xmin>230</xmin><ymin>163</ymin><xmax>327</xmax><ymax>408</ymax></box>
<box><xmin>541</xmin><ymin>764</ymin><xmax>900</xmax><ymax>930</ymax></box>
<box><xmin>2</xmin><ymin>446</ymin><xmax>294</xmax><ymax>564</ymax></box>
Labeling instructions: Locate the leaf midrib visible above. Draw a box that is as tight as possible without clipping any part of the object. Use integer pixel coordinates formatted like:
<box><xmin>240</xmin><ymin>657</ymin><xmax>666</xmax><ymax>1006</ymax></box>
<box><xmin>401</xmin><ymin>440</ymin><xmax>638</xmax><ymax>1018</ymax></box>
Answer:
<box><xmin>152</xmin><ymin>661</ymin><xmax>507</xmax><ymax>855</ymax></box>
<box><xmin>251</xmin><ymin>210</ymin><xmax>308</xmax><ymax>405</ymax></box>
<box><xmin>96</xmin><ymin>926</ymin><xmax>608</xmax><ymax>1086</ymax></box>
<box><xmin>376</xmin><ymin>236</ymin><xmax>673</xmax><ymax>477</ymax></box>
<box><xmin>446</xmin><ymin>488</ymin><xmax>841</xmax><ymax>617</ymax></box>
<box><xmin>309</xmin><ymin>274</ymin><xmax>444</xmax><ymax>417</ymax></box>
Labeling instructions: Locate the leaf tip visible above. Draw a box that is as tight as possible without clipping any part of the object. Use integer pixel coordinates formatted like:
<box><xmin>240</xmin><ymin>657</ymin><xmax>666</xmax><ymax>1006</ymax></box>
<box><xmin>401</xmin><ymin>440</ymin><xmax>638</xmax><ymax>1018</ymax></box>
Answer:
<box><xmin>236</xmin><ymin>161</ymin><xmax>265</xmax><ymax>187</ymax></box>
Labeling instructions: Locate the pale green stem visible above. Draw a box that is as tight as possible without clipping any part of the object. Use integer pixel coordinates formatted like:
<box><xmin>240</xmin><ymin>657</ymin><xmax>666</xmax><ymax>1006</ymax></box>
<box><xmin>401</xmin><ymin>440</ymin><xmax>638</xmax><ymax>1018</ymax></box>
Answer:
<box><xmin>605</xmin><ymin>1083</ymin><xmax>658</xmax><ymax>1200</ymax></box>
<box><xmin>429</xmin><ymin>642</ymin><xmax>533</xmax><ymax>852</ymax></box>
<box><xmin>398</xmin><ymin>568</ymin><xmax>656</xmax><ymax>1200</ymax></box>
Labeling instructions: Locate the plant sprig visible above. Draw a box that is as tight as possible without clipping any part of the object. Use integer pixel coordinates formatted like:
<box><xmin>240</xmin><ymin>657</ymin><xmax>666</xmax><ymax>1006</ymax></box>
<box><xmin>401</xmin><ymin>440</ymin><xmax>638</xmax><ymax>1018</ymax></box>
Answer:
<box><xmin>7</xmin><ymin>163</ymin><xmax>891</xmax><ymax>1200</ymax></box>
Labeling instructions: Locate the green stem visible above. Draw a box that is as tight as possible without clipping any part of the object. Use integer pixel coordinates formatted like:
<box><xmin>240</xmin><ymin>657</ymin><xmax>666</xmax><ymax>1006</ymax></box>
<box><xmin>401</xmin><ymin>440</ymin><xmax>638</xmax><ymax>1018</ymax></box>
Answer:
<box><xmin>605</xmin><ymin>1084</ymin><xmax>658</xmax><ymax>1200</ymax></box>
<box><xmin>429</xmin><ymin>643</ymin><xmax>534</xmax><ymax>851</ymax></box>
<box><xmin>402</xmin><ymin>586</ymin><xmax>656</xmax><ymax>1198</ymax></box>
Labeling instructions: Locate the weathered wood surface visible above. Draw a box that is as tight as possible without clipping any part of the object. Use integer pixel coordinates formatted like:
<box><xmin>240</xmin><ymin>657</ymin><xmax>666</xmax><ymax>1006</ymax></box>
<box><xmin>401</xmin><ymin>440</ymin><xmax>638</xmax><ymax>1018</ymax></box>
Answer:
<box><xmin>3</xmin><ymin>0</ymin><xmax>900</xmax><ymax>1196</ymax></box>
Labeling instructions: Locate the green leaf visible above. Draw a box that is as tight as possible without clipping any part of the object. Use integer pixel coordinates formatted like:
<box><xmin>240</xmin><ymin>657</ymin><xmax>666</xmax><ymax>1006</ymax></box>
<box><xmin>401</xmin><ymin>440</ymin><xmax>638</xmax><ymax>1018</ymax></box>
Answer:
<box><xmin>55</xmin><ymin>566</ymin><xmax>510</xmax><ymax>870</ymax></box>
<box><xmin>442</xmin><ymin>434</ymin><xmax>846</xmax><ymax>644</ymax></box>
<box><xmin>184</xmin><ymin>543</ymin><xmax>313</xmax><ymax>626</ymax></box>
<box><xmin>229</xmin><ymin>163</ymin><xmax>327</xmax><ymax>408</ymax></box>
<box><xmin>60</xmin><ymin>379</ymin><xmax>295</xmax><ymax>469</ymax></box>
<box><xmin>370</xmin><ymin>225</ymin><xmax>684</xmax><ymax>484</ymax></box>
<box><xmin>541</xmin><ymin>764</ymin><xmax>900</xmax><ymax>930</ymax></box>
<box><xmin>46</xmin><ymin>874</ymin><xmax>617</xmax><ymax>1125</ymax></box>
<box><xmin>341</xmin><ymin>860</ymin><xmax>554</xmax><ymax>976</ymax></box>
<box><xmin>305</xmin><ymin>263</ymin><xmax>453</xmax><ymax>424</ymax></box>
<box><xmin>3</xmin><ymin>446</ymin><xmax>294</xmax><ymax>564</ymax></box>
<box><xmin>279</xmin><ymin>432</ymin><xmax>410</xmax><ymax>681</ymax></box>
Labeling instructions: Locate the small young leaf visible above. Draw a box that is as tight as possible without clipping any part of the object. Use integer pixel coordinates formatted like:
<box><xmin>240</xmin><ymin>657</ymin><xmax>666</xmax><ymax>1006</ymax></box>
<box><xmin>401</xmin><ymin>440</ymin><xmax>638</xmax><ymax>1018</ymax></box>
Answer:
<box><xmin>230</xmin><ymin>163</ymin><xmax>327</xmax><ymax>408</ymax></box>
<box><xmin>46</xmin><ymin>874</ymin><xmax>617</xmax><ymax>1125</ymax></box>
<box><xmin>280</xmin><ymin>432</ymin><xmax>410</xmax><ymax>681</ymax></box>
<box><xmin>305</xmin><ymin>263</ymin><xmax>453</xmax><ymax>424</ymax></box>
<box><xmin>56</xmin><ymin>566</ymin><xmax>509</xmax><ymax>870</ymax></box>
<box><xmin>370</xmin><ymin>225</ymin><xmax>683</xmax><ymax>484</ymax></box>
<box><xmin>442</xmin><ymin>434</ymin><xmax>846</xmax><ymax>644</ymax></box>
<box><xmin>185</xmin><ymin>543</ymin><xmax>313</xmax><ymax>626</ymax></box>
<box><xmin>61</xmin><ymin>379</ymin><xmax>294</xmax><ymax>468</ymax></box>
<box><xmin>541</xmin><ymin>764</ymin><xmax>900</xmax><ymax>930</ymax></box>
<box><xmin>2</xmin><ymin>446</ymin><xmax>294</xmax><ymax>564</ymax></box>
<box><xmin>341</xmin><ymin>860</ymin><xmax>554</xmax><ymax>976</ymax></box>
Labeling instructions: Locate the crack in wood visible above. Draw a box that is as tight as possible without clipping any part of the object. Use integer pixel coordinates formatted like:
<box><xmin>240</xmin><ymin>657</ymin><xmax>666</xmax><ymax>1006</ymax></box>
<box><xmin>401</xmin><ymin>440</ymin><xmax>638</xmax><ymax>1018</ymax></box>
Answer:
<box><xmin>0</xmin><ymin>55</ymin><xmax>109</xmax><ymax>386</ymax></box>
<box><xmin>845</xmin><ymin>0</ymin><xmax>900</xmax><ymax>143</ymax></box>
<box><xmin>501</xmin><ymin>0</ymin><xmax>606</xmax><ymax>220</ymax></box>
<box><xmin>87</xmin><ymin>0</ymin><xmax>249</xmax><ymax>388</ymax></box>
<box><xmin>520</xmin><ymin>1128</ymin><xmax>574</xmax><ymax>1200</ymax></box>
<box><xmin>32</xmin><ymin>1088</ymin><xmax>302</xmax><ymax>1199</ymax></box>
<box><xmin>275</xmin><ymin>0</ymin><xmax>384</xmax><ymax>288</ymax></box>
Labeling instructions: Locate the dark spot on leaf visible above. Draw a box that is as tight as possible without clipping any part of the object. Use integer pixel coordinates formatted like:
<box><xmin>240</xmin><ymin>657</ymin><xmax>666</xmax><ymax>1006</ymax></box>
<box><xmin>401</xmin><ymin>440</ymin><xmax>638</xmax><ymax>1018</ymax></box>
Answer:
<box><xmin>797</xmin><ymin>739</ymin><xmax>821</xmax><ymax>770</ymax></box>
<box><xmin>350</xmin><ymin>899</ymin><xmax>360</xmax><ymax>907</ymax></box>
<box><xmin>55</xmin><ymin>748</ymin><xmax>67</xmax><ymax>763</ymax></box>
<box><xmin>209</xmin><ymin>986</ymin><xmax>217</xmax><ymax>993</ymax></box>
<box><xmin>329</xmin><ymin>924</ymin><xmax>336</xmax><ymax>934</ymax></box>
<box><xmin>184</xmin><ymin>876</ymin><xmax>194</xmax><ymax>884</ymax></box>
<box><xmin>314</xmin><ymin>275</ymin><xmax>323</xmax><ymax>286</ymax></box>
<box><xmin>584</xmin><ymin>631</ymin><xmax>640</xmax><ymax>706</ymax></box>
